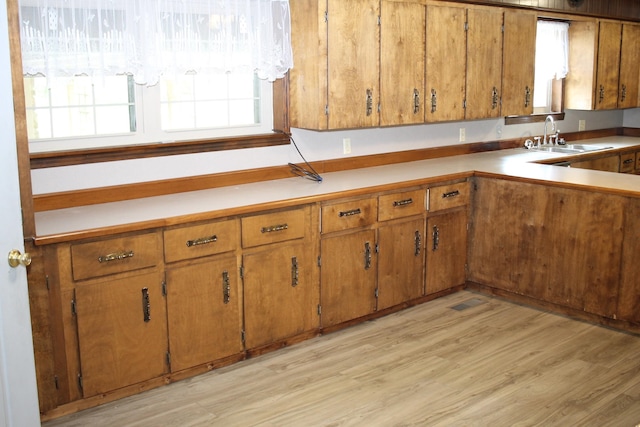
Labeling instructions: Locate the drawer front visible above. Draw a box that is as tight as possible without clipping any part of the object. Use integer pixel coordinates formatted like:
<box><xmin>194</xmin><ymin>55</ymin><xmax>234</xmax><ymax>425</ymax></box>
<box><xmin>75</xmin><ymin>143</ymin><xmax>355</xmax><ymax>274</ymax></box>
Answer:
<box><xmin>71</xmin><ymin>232</ymin><xmax>162</xmax><ymax>281</ymax></box>
<box><xmin>636</xmin><ymin>152</ymin><xmax>640</xmax><ymax>171</ymax></box>
<box><xmin>378</xmin><ymin>189</ymin><xmax>425</xmax><ymax>221</ymax></box>
<box><xmin>242</xmin><ymin>207</ymin><xmax>308</xmax><ymax>248</ymax></box>
<box><xmin>322</xmin><ymin>198</ymin><xmax>377</xmax><ymax>234</ymax></box>
<box><xmin>164</xmin><ymin>219</ymin><xmax>239</xmax><ymax>263</ymax></box>
<box><xmin>620</xmin><ymin>152</ymin><xmax>635</xmax><ymax>173</ymax></box>
<box><xmin>428</xmin><ymin>181</ymin><xmax>469</xmax><ymax>212</ymax></box>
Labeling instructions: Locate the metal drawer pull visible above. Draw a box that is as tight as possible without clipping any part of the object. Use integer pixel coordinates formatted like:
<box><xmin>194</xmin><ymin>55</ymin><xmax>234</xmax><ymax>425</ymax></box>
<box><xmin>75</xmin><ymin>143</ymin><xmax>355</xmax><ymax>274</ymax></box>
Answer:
<box><xmin>291</xmin><ymin>257</ymin><xmax>299</xmax><ymax>287</ymax></box>
<box><xmin>442</xmin><ymin>190</ymin><xmax>460</xmax><ymax>199</ymax></box>
<box><xmin>623</xmin><ymin>158</ymin><xmax>634</xmax><ymax>165</ymax></box>
<box><xmin>186</xmin><ymin>235</ymin><xmax>217</xmax><ymax>247</ymax></box>
<box><xmin>261</xmin><ymin>224</ymin><xmax>288</xmax><ymax>233</ymax></box>
<box><xmin>222</xmin><ymin>271</ymin><xmax>231</xmax><ymax>304</ymax></box>
<box><xmin>364</xmin><ymin>242</ymin><xmax>372</xmax><ymax>270</ymax></box>
<box><xmin>414</xmin><ymin>230</ymin><xmax>422</xmax><ymax>256</ymax></box>
<box><xmin>339</xmin><ymin>208</ymin><xmax>362</xmax><ymax>217</ymax></box>
<box><xmin>142</xmin><ymin>287</ymin><xmax>151</xmax><ymax>322</ymax></box>
<box><xmin>393</xmin><ymin>198</ymin><xmax>413</xmax><ymax>207</ymax></box>
<box><xmin>432</xmin><ymin>226</ymin><xmax>440</xmax><ymax>251</ymax></box>
<box><xmin>98</xmin><ymin>250</ymin><xmax>134</xmax><ymax>263</ymax></box>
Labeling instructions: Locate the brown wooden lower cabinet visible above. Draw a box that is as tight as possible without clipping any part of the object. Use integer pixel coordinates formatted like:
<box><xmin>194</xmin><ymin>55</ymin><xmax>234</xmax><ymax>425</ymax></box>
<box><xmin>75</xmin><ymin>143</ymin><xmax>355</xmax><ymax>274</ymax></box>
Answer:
<box><xmin>469</xmin><ymin>177</ymin><xmax>625</xmax><ymax>319</ymax></box>
<box><xmin>320</xmin><ymin>229</ymin><xmax>378</xmax><ymax>327</ymax></box>
<box><xmin>243</xmin><ymin>241</ymin><xmax>318</xmax><ymax>349</ymax></box>
<box><xmin>165</xmin><ymin>255</ymin><xmax>243</xmax><ymax>372</ymax></box>
<box><xmin>618</xmin><ymin>198</ymin><xmax>640</xmax><ymax>323</ymax></box>
<box><xmin>75</xmin><ymin>270</ymin><xmax>168</xmax><ymax>397</ymax></box>
<box><xmin>426</xmin><ymin>209</ymin><xmax>468</xmax><ymax>295</ymax></box>
<box><xmin>570</xmin><ymin>154</ymin><xmax>620</xmax><ymax>172</ymax></box>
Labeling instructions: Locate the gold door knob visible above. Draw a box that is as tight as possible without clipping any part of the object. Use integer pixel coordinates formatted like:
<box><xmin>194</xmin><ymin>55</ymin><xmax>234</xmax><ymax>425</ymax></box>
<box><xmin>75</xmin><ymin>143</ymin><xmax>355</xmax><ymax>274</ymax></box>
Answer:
<box><xmin>8</xmin><ymin>250</ymin><xmax>31</xmax><ymax>268</ymax></box>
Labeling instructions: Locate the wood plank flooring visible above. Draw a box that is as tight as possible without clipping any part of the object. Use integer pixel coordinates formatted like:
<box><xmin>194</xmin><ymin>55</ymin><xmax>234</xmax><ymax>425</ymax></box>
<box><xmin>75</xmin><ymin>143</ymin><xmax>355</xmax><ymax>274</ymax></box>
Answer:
<box><xmin>43</xmin><ymin>291</ymin><xmax>640</xmax><ymax>426</ymax></box>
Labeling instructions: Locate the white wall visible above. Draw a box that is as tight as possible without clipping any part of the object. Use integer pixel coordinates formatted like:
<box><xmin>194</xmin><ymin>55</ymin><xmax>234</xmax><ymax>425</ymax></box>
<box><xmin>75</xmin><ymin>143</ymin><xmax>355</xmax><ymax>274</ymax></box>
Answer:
<box><xmin>31</xmin><ymin>109</ymin><xmax>626</xmax><ymax>195</ymax></box>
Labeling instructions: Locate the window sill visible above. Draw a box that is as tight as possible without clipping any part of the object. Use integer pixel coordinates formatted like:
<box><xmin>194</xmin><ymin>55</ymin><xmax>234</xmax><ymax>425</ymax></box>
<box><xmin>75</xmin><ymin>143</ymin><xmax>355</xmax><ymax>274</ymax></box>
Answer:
<box><xmin>30</xmin><ymin>132</ymin><xmax>290</xmax><ymax>169</ymax></box>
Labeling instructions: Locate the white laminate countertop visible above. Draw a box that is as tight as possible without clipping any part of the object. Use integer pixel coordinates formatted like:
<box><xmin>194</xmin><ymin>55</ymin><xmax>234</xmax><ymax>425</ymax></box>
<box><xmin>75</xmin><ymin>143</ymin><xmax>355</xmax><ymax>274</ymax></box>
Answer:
<box><xmin>34</xmin><ymin>136</ymin><xmax>640</xmax><ymax>243</ymax></box>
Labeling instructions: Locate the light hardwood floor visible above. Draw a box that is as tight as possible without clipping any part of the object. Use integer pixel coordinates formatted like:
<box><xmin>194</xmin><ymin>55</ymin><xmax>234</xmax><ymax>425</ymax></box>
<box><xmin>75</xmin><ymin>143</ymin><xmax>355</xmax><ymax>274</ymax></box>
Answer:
<box><xmin>43</xmin><ymin>291</ymin><xmax>640</xmax><ymax>426</ymax></box>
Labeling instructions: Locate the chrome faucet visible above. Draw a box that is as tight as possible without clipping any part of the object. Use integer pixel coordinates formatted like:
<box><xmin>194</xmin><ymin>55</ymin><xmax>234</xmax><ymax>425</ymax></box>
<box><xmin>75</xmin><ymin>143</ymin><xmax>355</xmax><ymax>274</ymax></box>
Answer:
<box><xmin>543</xmin><ymin>115</ymin><xmax>556</xmax><ymax>145</ymax></box>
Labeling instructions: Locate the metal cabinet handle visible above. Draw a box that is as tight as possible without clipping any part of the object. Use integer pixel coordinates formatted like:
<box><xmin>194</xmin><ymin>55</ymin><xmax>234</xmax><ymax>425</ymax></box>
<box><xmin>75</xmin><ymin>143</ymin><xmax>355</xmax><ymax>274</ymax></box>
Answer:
<box><xmin>98</xmin><ymin>250</ymin><xmax>134</xmax><ymax>263</ymax></box>
<box><xmin>621</xmin><ymin>84</ymin><xmax>627</xmax><ymax>103</ymax></box>
<box><xmin>525</xmin><ymin>86</ymin><xmax>531</xmax><ymax>108</ymax></box>
<box><xmin>442</xmin><ymin>190</ymin><xmax>460</xmax><ymax>199</ymax></box>
<box><xmin>291</xmin><ymin>257</ymin><xmax>299</xmax><ymax>287</ymax></box>
<box><xmin>414</xmin><ymin>230</ymin><xmax>422</xmax><ymax>256</ymax></box>
<box><xmin>364</xmin><ymin>242</ymin><xmax>372</xmax><ymax>270</ymax></box>
<box><xmin>413</xmin><ymin>89</ymin><xmax>420</xmax><ymax>114</ymax></box>
<box><xmin>492</xmin><ymin>87</ymin><xmax>499</xmax><ymax>109</ymax></box>
<box><xmin>623</xmin><ymin>158</ymin><xmax>634</xmax><ymax>165</ymax></box>
<box><xmin>432</xmin><ymin>226</ymin><xmax>440</xmax><ymax>251</ymax></box>
<box><xmin>261</xmin><ymin>224</ymin><xmax>288</xmax><ymax>233</ymax></box>
<box><xmin>339</xmin><ymin>208</ymin><xmax>362</xmax><ymax>217</ymax></box>
<box><xmin>393</xmin><ymin>198</ymin><xmax>413</xmax><ymax>207</ymax></box>
<box><xmin>366</xmin><ymin>89</ymin><xmax>373</xmax><ymax>116</ymax></box>
<box><xmin>222</xmin><ymin>271</ymin><xmax>231</xmax><ymax>304</ymax></box>
<box><xmin>186</xmin><ymin>235</ymin><xmax>217</xmax><ymax>247</ymax></box>
<box><xmin>431</xmin><ymin>89</ymin><xmax>437</xmax><ymax>113</ymax></box>
<box><xmin>599</xmin><ymin>85</ymin><xmax>605</xmax><ymax>103</ymax></box>
<box><xmin>142</xmin><ymin>287</ymin><xmax>151</xmax><ymax>322</ymax></box>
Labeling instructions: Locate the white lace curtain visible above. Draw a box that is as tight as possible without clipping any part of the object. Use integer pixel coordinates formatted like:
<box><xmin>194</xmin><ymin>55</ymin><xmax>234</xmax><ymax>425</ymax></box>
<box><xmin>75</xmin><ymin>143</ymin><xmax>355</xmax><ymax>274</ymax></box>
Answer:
<box><xmin>535</xmin><ymin>21</ymin><xmax>570</xmax><ymax>81</ymax></box>
<box><xmin>19</xmin><ymin>0</ymin><xmax>293</xmax><ymax>85</ymax></box>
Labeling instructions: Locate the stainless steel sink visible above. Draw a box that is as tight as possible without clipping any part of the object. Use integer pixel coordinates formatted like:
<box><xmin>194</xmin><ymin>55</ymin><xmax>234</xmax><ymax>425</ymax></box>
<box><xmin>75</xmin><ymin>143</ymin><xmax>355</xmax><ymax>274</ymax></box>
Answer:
<box><xmin>532</xmin><ymin>144</ymin><xmax>613</xmax><ymax>154</ymax></box>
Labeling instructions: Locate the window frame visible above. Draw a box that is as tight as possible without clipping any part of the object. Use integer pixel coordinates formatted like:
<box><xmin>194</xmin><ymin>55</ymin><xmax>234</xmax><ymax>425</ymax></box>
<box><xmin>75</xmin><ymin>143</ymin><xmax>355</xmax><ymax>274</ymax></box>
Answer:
<box><xmin>29</xmin><ymin>75</ymin><xmax>290</xmax><ymax>169</ymax></box>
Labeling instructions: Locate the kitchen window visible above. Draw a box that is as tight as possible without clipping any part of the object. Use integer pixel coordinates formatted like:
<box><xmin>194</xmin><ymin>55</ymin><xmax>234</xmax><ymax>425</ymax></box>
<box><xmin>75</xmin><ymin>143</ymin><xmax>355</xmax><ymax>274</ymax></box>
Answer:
<box><xmin>533</xmin><ymin>20</ymin><xmax>569</xmax><ymax>114</ymax></box>
<box><xmin>19</xmin><ymin>0</ymin><xmax>291</xmax><ymax>155</ymax></box>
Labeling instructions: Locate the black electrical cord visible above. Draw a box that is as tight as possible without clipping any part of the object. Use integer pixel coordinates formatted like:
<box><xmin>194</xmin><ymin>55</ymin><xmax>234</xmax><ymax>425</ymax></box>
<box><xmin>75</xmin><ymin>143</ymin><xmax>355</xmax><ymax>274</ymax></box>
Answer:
<box><xmin>287</xmin><ymin>133</ymin><xmax>323</xmax><ymax>183</ymax></box>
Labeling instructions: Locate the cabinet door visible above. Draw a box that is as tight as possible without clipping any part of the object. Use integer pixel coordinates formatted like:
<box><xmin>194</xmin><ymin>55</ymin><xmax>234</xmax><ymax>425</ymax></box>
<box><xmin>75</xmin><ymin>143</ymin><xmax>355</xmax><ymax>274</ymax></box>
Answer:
<box><xmin>502</xmin><ymin>10</ymin><xmax>537</xmax><ymax>116</ymax></box>
<box><xmin>426</xmin><ymin>209</ymin><xmax>467</xmax><ymax>294</ymax></box>
<box><xmin>466</xmin><ymin>7</ymin><xmax>504</xmax><ymax>120</ymax></box>
<box><xmin>243</xmin><ymin>242</ymin><xmax>318</xmax><ymax>349</ymax></box>
<box><xmin>425</xmin><ymin>4</ymin><xmax>466</xmax><ymax>122</ymax></box>
<box><xmin>380</xmin><ymin>1</ymin><xmax>425</xmax><ymax>126</ymax></box>
<box><xmin>321</xmin><ymin>230</ymin><xmax>377</xmax><ymax>327</ymax></box>
<box><xmin>327</xmin><ymin>0</ymin><xmax>380</xmax><ymax>129</ymax></box>
<box><xmin>377</xmin><ymin>218</ymin><xmax>425</xmax><ymax>310</ymax></box>
<box><xmin>75</xmin><ymin>271</ymin><xmax>168</xmax><ymax>397</ymax></box>
<box><xmin>166</xmin><ymin>256</ymin><xmax>243</xmax><ymax>372</ymax></box>
<box><xmin>595</xmin><ymin>21</ymin><xmax>622</xmax><ymax>110</ymax></box>
<box><xmin>619</xmin><ymin>23</ymin><xmax>640</xmax><ymax>109</ymax></box>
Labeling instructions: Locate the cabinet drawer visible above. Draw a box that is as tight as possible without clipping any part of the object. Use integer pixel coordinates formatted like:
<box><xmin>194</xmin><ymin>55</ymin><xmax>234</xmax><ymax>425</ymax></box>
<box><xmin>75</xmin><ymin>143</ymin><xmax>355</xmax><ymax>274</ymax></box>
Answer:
<box><xmin>636</xmin><ymin>152</ymin><xmax>640</xmax><ymax>171</ymax></box>
<box><xmin>378</xmin><ymin>189</ymin><xmax>425</xmax><ymax>221</ymax></box>
<box><xmin>428</xmin><ymin>181</ymin><xmax>469</xmax><ymax>212</ymax></box>
<box><xmin>322</xmin><ymin>198</ymin><xmax>377</xmax><ymax>234</ymax></box>
<box><xmin>164</xmin><ymin>219</ymin><xmax>239</xmax><ymax>263</ymax></box>
<box><xmin>71</xmin><ymin>232</ymin><xmax>162</xmax><ymax>281</ymax></box>
<box><xmin>620</xmin><ymin>152</ymin><xmax>635</xmax><ymax>173</ymax></box>
<box><xmin>242</xmin><ymin>207</ymin><xmax>308</xmax><ymax>248</ymax></box>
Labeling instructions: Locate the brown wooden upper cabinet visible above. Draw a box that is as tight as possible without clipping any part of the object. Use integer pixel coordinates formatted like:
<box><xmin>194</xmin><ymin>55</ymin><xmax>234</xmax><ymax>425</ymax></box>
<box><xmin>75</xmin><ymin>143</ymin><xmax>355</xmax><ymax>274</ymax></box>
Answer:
<box><xmin>566</xmin><ymin>19</ymin><xmax>640</xmax><ymax>110</ymax></box>
<box><xmin>289</xmin><ymin>0</ymin><xmax>380</xmax><ymax>130</ymax></box>
<box><xmin>501</xmin><ymin>10</ymin><xmax>537</xmax><ymax>116</ymax></box>
<box><xmin>465</xmin><ymin>6</ymin><xmax>504</xmax><ymax>120</ymax></box>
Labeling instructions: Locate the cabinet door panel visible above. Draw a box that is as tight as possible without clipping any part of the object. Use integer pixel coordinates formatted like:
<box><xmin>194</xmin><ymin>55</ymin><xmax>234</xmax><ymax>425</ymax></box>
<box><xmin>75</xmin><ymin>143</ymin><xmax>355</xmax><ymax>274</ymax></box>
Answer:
<box><xmin>426</xmin><ymin>4</ymin><xmax>466</xmax><ymax>122</ymax></box>
<box><xmin>502</xmin><ymin>10</ymin><xmax>536</xmax><ymax>116</ymax></box>
<box><xmin>380</xmin><ymin>1</ymin><xmax>425</xmax><ymax>126</ymax></box>
<box><xmin>426</xmin><ymin>210</ymin><xmax>467</xmax><ymax>294</ymax></box>
<box><xmin>378</xmin><ymin>218</ymin><xmax>425</xmax><ymax>310</ymax></box>
<box><xmin>321</xmin><ymin>230</ymin><xmax>377</xmax><ymax>327</ymax></box>
<box><xmin>466</xmin><ymin>7</ymin><xmax>503</xmax><ymax>119</ymax></box>
<box><xmin>75</xmin><ymin>271</ymin><xmax>167</xmax><ymax>397</ymax></box>
<box><xmin>243</xmin><ymin>242</ymin><xmax>318</xmax><ymax>349</ymax></box>
<box><xmin>596</xmin><ymin>22</ymin><xmax>622</xmax><ymax>110</ymax></box>
<box><xmin>166</xmin><ymin>256</ymin><xmax>243</xmax><ymax>372</ymax></box>
<box><xmin>328</xmin><ymin>0</ymin><xmax>380</xmax><ymax>129</ymax></box>
<box><xmin>619</xmin><ymin>24</ymin><xmax>640</xmax><ymax>109</ymax></box>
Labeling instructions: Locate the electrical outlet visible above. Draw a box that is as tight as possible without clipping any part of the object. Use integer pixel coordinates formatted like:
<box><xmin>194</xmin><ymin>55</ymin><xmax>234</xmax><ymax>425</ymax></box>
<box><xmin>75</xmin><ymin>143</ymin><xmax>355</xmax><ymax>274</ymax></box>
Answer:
<box><xmin>496</xmin><ymin>125</ymin><xmax>503</xmax><ymax>139</ymax></box>
<box><xmin>579</xmin><ymin>120</ymin><xmax>586</xmax><ymax>131</ymax></box>
<box><xmin>343</xmin><ymin>138</ymin><xmax>351</xmax><ymax>154</ymax></box>
<box><xmin>459</xmin><ymin>128</ymin><xmax>466</xmax><ymax>142</ymax></box>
